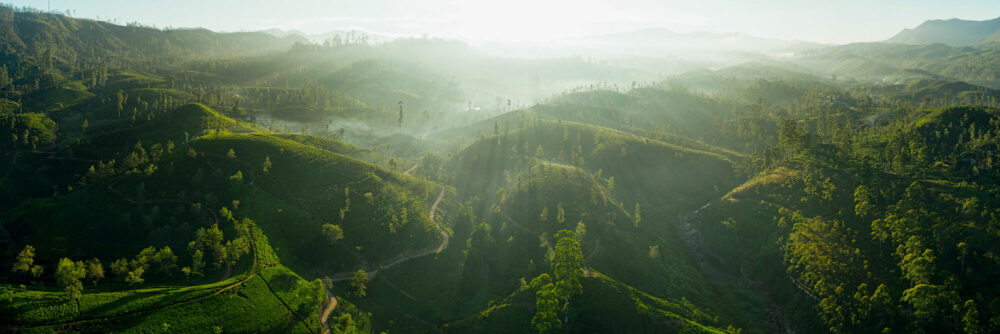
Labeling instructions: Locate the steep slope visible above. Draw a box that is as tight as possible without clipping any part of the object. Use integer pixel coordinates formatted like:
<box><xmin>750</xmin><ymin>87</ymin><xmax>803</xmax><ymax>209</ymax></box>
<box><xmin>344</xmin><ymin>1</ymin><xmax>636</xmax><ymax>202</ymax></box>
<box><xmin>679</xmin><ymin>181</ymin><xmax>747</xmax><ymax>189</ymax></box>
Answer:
<box><xmin>270</xmin><ymin>133</ymin><xmax>401</xmax><ymax>169</ymax></box>
<box><xmin>0</xmin><ymin>112</ymin><xmax>58</xmax><ymax>205</ymax></box>
<box><xmin>71</xmin><ymin>103</ymin><xmax>262</xmax><ymax>158</ymax></box>
<box><xmin>432</xmin><ymin>119</ymin><xmax>771</xmax><ymax>330</ymax></box>
<box><xmin>0</xmin><ymin>111</ymin><xmax>56</xmax><ymax>151</ymax></box>
<box><xmin>887</xmin><ymin>17</ymin><xmax>1000</xmax><ymax>46</ymax></box>
<box><xmin>852</xmin><ymin>78</ymin><xmax>1000</xmax><ymax>105</ymax></box>
<box><xmin>445</xmin><ymin>274</ymin><xmax>731</xmax><ymax>333</ymax></box>
<box><xmin>0</xmin><ymin>6</ymin><xmax>304</xmax><ymax>66</ymax></box>
<box><xmin>975</xmin><ymin>28</ymin><xmax>1000</xmax><ymax>45</ymax></box>
<box><xmin>1</xmin><ymin>102</ymin><xmax>444</xmax><ymax>332</ymax></box>
<box><xmin>429</xmin><ymin>87</ymin><xmax>744</xmax><ymax>154</ymax></box>
<box><xmin>6</xmin><ymin>129</ymin><xmax>443</xmax><ymax>274</ymax></box>
<box><xmin>1</xmin><ymin>221</ymin><xmax>325</xmax><ymax>333</ymax></box>
<box><xmin>696</xmin><ymin>106</ymin><xmax>1000</xmax><ymax>333</ymax></box>
<box><xmin>448</xmin><ymin>120</ymin><xmax>739</xmax><ymax>212</ymax></box>
<box><xmin>795</xmin><ymin>42</ymin><xmax>1000</xmax><ymax>88</ymax></box>
<box><xmin>439</xmin><ymin>162</ymin><xmax>767</xmax><ymax>333</ymax></box>
<box><xmin>185</xmin><ymin>133</ymin><xmax>443</xmax><ymax>273</ymax></box>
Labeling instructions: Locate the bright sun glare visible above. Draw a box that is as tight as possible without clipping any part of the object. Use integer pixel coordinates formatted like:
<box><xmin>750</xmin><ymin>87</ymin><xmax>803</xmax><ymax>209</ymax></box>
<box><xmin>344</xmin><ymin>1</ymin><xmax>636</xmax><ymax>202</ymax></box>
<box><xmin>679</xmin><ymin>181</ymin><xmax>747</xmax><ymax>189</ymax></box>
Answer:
<box><xmin>439</xmin><ymin>0</ymin><xmax>649</xmax><ymax>42</ymax></box>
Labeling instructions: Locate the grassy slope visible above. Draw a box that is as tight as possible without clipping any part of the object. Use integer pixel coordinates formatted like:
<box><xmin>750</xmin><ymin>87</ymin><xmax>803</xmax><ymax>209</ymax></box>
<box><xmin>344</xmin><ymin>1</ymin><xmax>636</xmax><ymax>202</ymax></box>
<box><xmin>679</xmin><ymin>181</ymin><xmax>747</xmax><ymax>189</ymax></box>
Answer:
<box><xmin>10</xmin><ymin>103</ymin><xmax>442</xmax><ymax>274</ymax></box>
<box><xmin>2</xmin><ymin>103</ymin><xmax>454</xmax><ymax>332</ymax></box>
<box><xmin>511</xmin><ymin>163</ymin><xmax>765</xmax><ymax>331</ymax></box>
<box><xmin>188</xmin><ymin>132</ymin><xmax>442</xmax><ymax>273</ymax></box>
<box><xmin>271</xmin><ymin>133</ymin><xmax>400</xmax><ymax>169</ymax></box>
<box><xmin>72</xmin><ymin>103</ymin><xmax>261</xmax><ymax>157</ymax></box>
<box><xmin>445</xmin><ymin>274</ymin><xmax>727</xmax><ymax>334</ymax></box>
<box><xmin>448</xmin><ymin>120</ymin><xmax>739</xmax><ymax>215</ymax></box>
<box><xmin>1</xmin><ymin>223</ymin><xmax>322</xmax><ymax>333</ymax></box>
<box><xmin>0</xmin><ymin>112</ymin><xmax>59</xmax><ymax>206</ymax></box>
<box><xmin>0</xmin><ymin>112</ymin><xmax>57</xmax><ymax>150</ymax></box>
<box><xmin>692</xmin><ymin>107</ymin><xmax>1000</xmax><ymax>332</ymax></box>
<box><xmin>438</xmin><ymin>144</ymin><xmax>766</xmax><ymax>332</ymax></box>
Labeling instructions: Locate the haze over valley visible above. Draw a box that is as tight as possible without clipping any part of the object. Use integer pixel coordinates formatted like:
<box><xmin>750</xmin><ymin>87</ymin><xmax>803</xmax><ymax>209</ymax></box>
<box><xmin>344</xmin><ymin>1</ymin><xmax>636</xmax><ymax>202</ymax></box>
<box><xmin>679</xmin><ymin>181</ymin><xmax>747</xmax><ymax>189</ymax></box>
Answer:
<box><xmin>3</xmin><ymin>1</ymin><xmax>1000</xmax><ymax>333</ymax></box>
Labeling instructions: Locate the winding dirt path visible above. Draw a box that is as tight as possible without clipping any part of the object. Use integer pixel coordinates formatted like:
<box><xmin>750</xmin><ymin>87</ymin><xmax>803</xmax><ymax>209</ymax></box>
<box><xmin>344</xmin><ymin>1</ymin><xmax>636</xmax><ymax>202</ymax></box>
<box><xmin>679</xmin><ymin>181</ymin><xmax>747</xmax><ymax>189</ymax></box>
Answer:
<box><xmin>582</xmin><ymin>267</ymin><xmax>602</xmax><ymax>278</ymax></box>
<box><xmin>328</xmin><ymin>186</ymin><xmax>448</xmax><ymax>282</ymax></box>
<box><xmin>209</xmin><ymin>225</ymin><xmax>259</xmax><ymax>297</ymax></box>
<box><xmin>319</xmin><ymin>290</ymin><xmax>339</xmax><ymax>334</ymax></box>
<box><xmin>427</xmin><ymin>187</ymin><xmax>448</xmax><ymax>252</ymax></box>
<box><xmin>321</xmin><ymin>185</ymin><xmax>448</xmax><ymax>332</ymax></box>
<box><xmin>402</xmin><ymin>159</ymin><xmax>421</xmax><ymax>176</ymax></box>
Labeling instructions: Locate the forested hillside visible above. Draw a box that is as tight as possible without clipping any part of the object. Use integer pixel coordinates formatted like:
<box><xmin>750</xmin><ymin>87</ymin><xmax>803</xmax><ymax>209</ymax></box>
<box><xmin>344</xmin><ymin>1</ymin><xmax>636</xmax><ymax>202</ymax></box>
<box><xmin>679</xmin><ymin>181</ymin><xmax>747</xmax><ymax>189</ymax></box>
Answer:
<box><xmin>3</xmin><ymin>4</ymin><xmax>1000</xmax><ymax>334</ymax></box>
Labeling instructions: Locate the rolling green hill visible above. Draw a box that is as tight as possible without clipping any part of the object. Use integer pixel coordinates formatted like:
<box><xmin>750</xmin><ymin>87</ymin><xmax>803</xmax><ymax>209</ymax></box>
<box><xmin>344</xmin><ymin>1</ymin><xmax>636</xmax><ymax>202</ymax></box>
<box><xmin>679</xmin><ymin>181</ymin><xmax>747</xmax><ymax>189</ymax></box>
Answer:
<box><xmin>445</xmin><ymin>273</ymin><xmax>731</xmax><ymax>334</ymax></box>
<box><xmin>0</xmin><ymin>221</ymin><xmax>324</xmax><ymax>333</ymax></box>
<box><xmin>1</xmin><ymin>104</ymin><xmax>444</xmax><ymax>333</ymax></box>
<box><xmin>186</xmin><ymin>132</ymin><xmax>442</xmax><ymax>272</ymax></box>
<box><xmin>0</xmin><ymin>111</ymin><xmax>56</xmax><ymax>151</ymax></box>
<box><xmin>433</xmin><ymin>118</ymin><xmax>772</xmax><ymax>331</ymax></box>
<box><xmin>0</xmin><ymin>112</ymin><xmax>59</xmax><ymax>205</ymax></box>
<box><xmin>853</xmin><ymin>79</ymin><xmax>1000</xmax><ymax>105</ymax></box>
<box><xmin>796</xmin><ymin>42</ymin><xmax>1000</xmax><ymax>88</ymax></box>
<box><xmin>436</xmin><ymin>160</ymin><xmax>769</xmax><ymax>333</ymax></box>
<box><xmin>695</xmin><ymin>105</ymin><xmax>1000</xmax><ymax>333</ymax></box>
<box><xmin>70</xmin><ymin>103</ymin><xmax>261</xmax><ymax>158</ymax></box>
<box><xmin>0</xmin><ymin>6</ymin><xmax>304</xmax><ymax>67</ymax></box>
<box><xmin>7</xmin><ymin>4</ymin><xmax>1000</xmax><ymax>333</ymax></box>
<box><xmin>448</xmin><ymin>120</ymin><xmax>739</xmax><ymax>213</ymax></box>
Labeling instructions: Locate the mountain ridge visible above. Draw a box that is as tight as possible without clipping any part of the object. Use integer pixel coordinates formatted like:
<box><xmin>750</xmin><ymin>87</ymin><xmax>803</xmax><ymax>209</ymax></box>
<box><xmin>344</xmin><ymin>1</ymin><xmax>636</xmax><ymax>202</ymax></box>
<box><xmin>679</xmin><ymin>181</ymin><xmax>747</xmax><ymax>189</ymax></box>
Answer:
<box><xmin>886</xmin><ymin>16</ymin><xmax>1000</xmax><ymax>46</ymax></box>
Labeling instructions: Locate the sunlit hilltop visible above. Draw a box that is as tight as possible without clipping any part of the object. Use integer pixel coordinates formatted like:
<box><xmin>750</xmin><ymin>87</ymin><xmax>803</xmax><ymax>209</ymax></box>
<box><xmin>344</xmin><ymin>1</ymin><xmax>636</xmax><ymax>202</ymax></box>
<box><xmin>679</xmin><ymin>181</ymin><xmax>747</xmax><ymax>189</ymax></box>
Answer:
<box><xmin>3</xmin><ymin>1</ymin><xmax>1000</xmax><ymax>333</ymax></box>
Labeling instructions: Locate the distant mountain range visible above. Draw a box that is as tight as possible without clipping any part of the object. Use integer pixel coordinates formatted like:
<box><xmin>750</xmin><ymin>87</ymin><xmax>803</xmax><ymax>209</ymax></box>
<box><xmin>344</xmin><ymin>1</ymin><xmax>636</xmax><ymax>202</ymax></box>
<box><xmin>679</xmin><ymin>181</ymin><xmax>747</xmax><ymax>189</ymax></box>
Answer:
<box><xmin>476</xmin><ymin>28</ymin><xmax>829</xmax><ymax>58</ymax></box>
<box><xmin>580</xmin><ymin>28</ymin><xmax>825</xmax><ymax>52</ymax></box>
<box><xmin>260</xmin><ymin>28</ymin><xmax>392</xmax><ymax>45</ymax></box>
<box><xmin>267</xmin><ymin>16</ymin><xmax>1000</xmax><ymax>56</ymax></box>
<box><xmin>886</xmin><ymin>17</ymin><xmax>1000</xmax><ymax>46</ymax></box>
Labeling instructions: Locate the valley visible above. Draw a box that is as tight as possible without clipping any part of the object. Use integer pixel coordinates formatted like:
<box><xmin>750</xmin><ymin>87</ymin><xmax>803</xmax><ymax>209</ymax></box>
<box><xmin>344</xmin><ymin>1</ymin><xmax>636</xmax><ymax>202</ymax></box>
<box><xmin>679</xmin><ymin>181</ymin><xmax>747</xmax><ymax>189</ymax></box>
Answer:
<box><xmin>2</xmin><ymin>3</ymin><xmax>1000</xmax><ymax>334</ymax></box>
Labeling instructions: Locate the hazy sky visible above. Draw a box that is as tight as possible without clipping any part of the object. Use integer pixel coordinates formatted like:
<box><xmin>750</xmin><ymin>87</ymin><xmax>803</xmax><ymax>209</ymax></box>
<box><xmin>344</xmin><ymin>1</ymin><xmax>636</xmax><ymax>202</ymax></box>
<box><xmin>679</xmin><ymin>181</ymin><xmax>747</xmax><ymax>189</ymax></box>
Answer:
<box><xmin>16</xmin><ymin>0</ymin><xmax>1000</xmax><ymax>43</ymax></box>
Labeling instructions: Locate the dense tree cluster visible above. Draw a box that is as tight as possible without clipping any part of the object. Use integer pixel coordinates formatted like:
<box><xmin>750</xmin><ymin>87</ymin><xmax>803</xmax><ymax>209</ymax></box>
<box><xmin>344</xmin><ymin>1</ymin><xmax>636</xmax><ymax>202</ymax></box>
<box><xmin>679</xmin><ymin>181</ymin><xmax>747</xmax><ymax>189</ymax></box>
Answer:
<box><xmin>700</xmin><ymin>81</ymin><xmax>1000</xmax><ymax>333</ymax></box>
